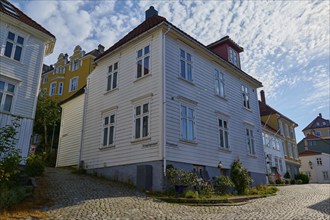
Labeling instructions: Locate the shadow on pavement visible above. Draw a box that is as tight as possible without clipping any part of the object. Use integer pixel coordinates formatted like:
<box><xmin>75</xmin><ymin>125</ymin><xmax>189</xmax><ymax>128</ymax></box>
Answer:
<box><xmin>308</xmin><ymin>197</ymin><xmax>330</xmax><ymax>215</ymax></box>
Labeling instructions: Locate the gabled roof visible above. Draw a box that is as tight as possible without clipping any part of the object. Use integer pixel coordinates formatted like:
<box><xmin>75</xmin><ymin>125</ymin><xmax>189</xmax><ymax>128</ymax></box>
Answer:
<box><xmin>302</xmin><ymin>114</ymin><xmax>330</xmax><ymax>131</ymax></box>
<box><xmin>259</xmin><ymin>101</ymin><xmax>298</xmax><ymax>126</ymax></box>
<box><xmin>207</xmin><ymin>35</ymin><xmax>244</xmax><ymax>52</ymax></box>
<box><xmin>299</xmin><ymin>150</ymin><xmax>322</xmax><ymax>156</ymax></box>
<box><xmin>0</xmin><ymin>0</ymin><xmax>55</xmax><ymax>38</ymax></box>
<box><xmin>95</xmin><ymin>14</ymin><xmax>262</xmax><ymax>87</ymax></box>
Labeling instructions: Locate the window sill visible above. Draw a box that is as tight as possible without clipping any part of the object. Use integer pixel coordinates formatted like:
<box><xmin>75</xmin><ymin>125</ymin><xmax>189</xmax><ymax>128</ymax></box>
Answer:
<box><xmin>219</xmin><ymin>147</ymin><xmax>231</xmax><ymax>153</ymax></box>
<box><xmin>131</xmin><ymin>137</ymin><xmax>151</xmax><ymax>144</ymax></box>
<box><xmin>133</xmin><ymin>74</ymin><xmax>152</xmax><ymax>83</ymax></box>
<box><xmin>178</xmin><ymin>77</ymin><xmax>195</xmax><ymax>86</ymax></box>
<box><xmin>242</xmin><ymin>107</ymin><xmax>252</xmax><ymax>112</ymax></box>
<box><xmin>214</xmin><ymin>94</ymin><xmax>228</xmax><ymax>101</ymax></box>
<box><xmin>99</xmin><ymin>145</ymin><xmax>115</xmax><ymax>150</ymax></box>
<box><xmin>104</xmin><ymin>87</ymin><xmax>119</xmax><ymax>95</ymax></box>
<box><xmin>179</xmin><ymin>139</ymin><xmax>198</xmax><ymax>145</ymax></box>
<box><xmin>247</xmin><ymin>154</ymin><xmax>257</xmax><ymax>158</ymax></box>
<box><xmin>0</xmin><ymin>54</ymin><xmax>24</xmax><ymax>65</ymax></box>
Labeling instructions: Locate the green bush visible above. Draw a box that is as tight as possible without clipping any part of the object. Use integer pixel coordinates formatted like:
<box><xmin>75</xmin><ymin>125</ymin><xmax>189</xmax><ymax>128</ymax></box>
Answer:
<box><xmin>25</xmin><ymin>154</ymin><xmax>45</xmax><ymax>177</ymax></box>
<box><xmin>0</xmin><ymin>183</ymin><xmax>26</xmax><ymax>210</ymax></box>
<box><xmin>294</xmin><ymin>173</ymin><xmax>309</xmax><ymax>184</ymax></box>
<box><xmin>290</xmin><ymin>179</ymin><xmax>296</xmax><ymax>184</ymax></box>
<box><xmin>230</xmin><ymin>160</ymin><xmax>252</xmax><ymax>195</ymax></box>
<box><xmin>284</xmin><ymin>171</ymin><xmax>290</xmax><ymax>179</ymax></box>
<box><xmin>183</xmin><ymin>189</ymin><xmax>199</xmax><ymax>198</ymax></box>
<box><xmin>166</xmin><ymin>168</ymin><xmax>198</xmax><ymax>188</ymax></box>
<box><xmin>196</xmin><ymin>181</ymin><xmax>214</xmax><ymax>197</ymax></box>
<box><xmin>0</xmin><ymin>118</ymin><xmax>21</xmax><ymax>184</ymax></box>
<box><xmin>296</xmin><ymin>179</ymin><xmax>303</xmax><ymax>184</ymax></box>
<box><xmin>248</xmin><ymin>185</ymin><xmax>278</xmax><ymax>195</ymax></box>
<box><xmin>213</xmin><ymin>176</ymin><xmax>234</xmax><ymax>195</ymax></box>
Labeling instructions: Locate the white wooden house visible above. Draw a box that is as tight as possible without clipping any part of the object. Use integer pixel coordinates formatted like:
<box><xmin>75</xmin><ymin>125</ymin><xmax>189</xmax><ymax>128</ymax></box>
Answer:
<box><xmin>61</xmin><ymin>7</ymin><xmax>266</xmax><ymax>191</ymax></box>
<box><xmin>0</xmin><ymin>0</ymin><xmax>55</xmax><ymax>160</ymax></box>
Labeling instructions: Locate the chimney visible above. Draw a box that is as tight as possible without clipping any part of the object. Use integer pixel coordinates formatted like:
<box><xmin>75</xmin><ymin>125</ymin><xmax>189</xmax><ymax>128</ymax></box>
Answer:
<box><xmin>260</xmin><ymin>90</ymin><xmax>266</xmax><ymax>105</ymax></box>
<box><xmin>98</xmin><ymin>44</ymin><xmax>105</xmax><ymax>54</ymax></box>
<box><xmin>319</xmin><ymin>113</ymin><xmax>322</xmax><ymax>118</ymax></box>
<box><xmin>145</xmin><ymin>6</ymin><xmax>158</xmax><ymax>20</ymax></box>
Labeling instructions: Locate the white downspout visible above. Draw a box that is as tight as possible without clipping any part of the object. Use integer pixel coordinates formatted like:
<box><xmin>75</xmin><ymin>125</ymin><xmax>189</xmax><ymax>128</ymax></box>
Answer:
<box><xmin>163</xmin><ymin>25</ymin><xmax>172</xmax><ymax>177</ymax></box>
<box><xmin>78</xmin><ymin>78</ymin><xmax>89</xmax><ymax>168</ymax></box>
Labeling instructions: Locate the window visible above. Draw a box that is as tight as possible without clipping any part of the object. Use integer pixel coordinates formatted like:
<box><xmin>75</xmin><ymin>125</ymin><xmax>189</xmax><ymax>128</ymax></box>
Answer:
<box><xmin>214</xmin><ymin>69</ymin><xmax>225</xmax><ymax>97</ymax></box>
<box><xmin>72</xmin><ymin>59</ymin><xmax>80</xmax><ymax>71</ymax></box>
<box><xmin>134</xmin><ymin>103</ymin><xmax>149</xmax><ymax>139</ymax></box>
<box><xmin>0</xmin><ymin>80</ymin><xmax>15</xmax><ymax>112</ymax></box>
<box><xmin>4</xmin><ymin>31</ymin><xmax>24</xmax><ymax>61</ymax></box>
<box><xmin>180</xmin><ymin>105</ymin><xmax>195</xmax><ymax>141</ymax></box>
<box><xmin>315</xmin><ymin>131</ymin><xmax>320</xmax><ymax>137</ymax></box>
<box><xmin>282</xmin><ymin>141</ymin><xmax>287</xmax><ymax>156</ymax></box>
<box><xmin>241</xmin><ymin>85</ymin><xmax>250</xmax><ymax>109</ymax></box>
<box><xmin>107</xmin><ymin>62</ymin><xmax>118</xmax><ymax>91</ymax></box>
<box><xmin>218</xmin><ymin>118</ymin><xmax>229</xmax><ymax>149</ymax></box>
<box><xmin>49</xmin><ymin>82</ymin><xmax>56</xmax><ymax>96</ymax></box>
<box><xmin>274</xmin><ymin>157</ymin><xmax>279</xmax><ymax>169</ymax></box>
<box><xmin>308</xmin><ymin>140</ymin><xmax>315</xmax><ymax>146</ymax></box>
<box><xmin>323</xmin><ymin>171</ymin><xmax>329</xmax><ymax>180</ymax></box>
<box><xmin>246</xmin><ymin>128</ymin><xmax>255</xmax><ymax>155</ymax></box>
<box><xmin>290</xmin><ymin>127</ymin><xmax>295</xmax><ymax>139</ymax></box>
<box><xmin>288</xmin><ymin>143</ymin><xmax>293</xmax><ymax>158</ymax></box>
<box><xmin>56</xmin><ymin>66</ymin><xmax>64</xmax><ymax>74</ymax></box>
<box><xmin>228</xmin><ymin>47</ymin><xmax>239</xmax><ymax>67</ymax></box>
<box><xmin>293</xmin><ymin>144</ymin><xmax>298</xmax><ymax>160</ymax></box>
<box><xmin>179</xmin><ymin>49</ymin><xmax>192</xmax><ymax>81</ymax></box>
<box><xmin>278</xmin><ymin>120</ymin><xmax>283</xmax><ymax>135</ymax></box>
<box><xmin>42</xmin><ymin>76</ymin><xmax>48</xmax><ymax>84</ymax></box>
<box><xmin>58</xmin><ymin>82</ymin><xmax>63</xmax><ymax>95</ymax></box>
<box><xmin>102</xmin><ymin>113</ymin><xmax>115</xmax><ymax>147</ymax></box>
<box><xmin>136</xmin><ymin>46</ymin><xmax>150</xmax><ymax>78</ymax></box>
<box><xmin>285</xmin><ymin>124</ymin><xmax>290</xmax><ymax>138</ymax></box>
<box><xmin>279</xmin><ymin>158</ymin><xmax>283</xmax><ymax>172</ymax></box>
<box><xmin>69</xmin><ymin>77</ymin><xmax>78</xmax><ymax>92</ymax></box>
<box><xmin>316</xmin><ymin>158</ymin><xmax>322</xmax><ymax>166</ymax></box>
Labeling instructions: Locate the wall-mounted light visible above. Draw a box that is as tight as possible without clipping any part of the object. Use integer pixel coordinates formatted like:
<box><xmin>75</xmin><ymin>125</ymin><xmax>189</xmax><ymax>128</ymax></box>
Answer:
<box><xmin>217</xmin><ymin>161</ymin><xmax>223</xmax><ymax>169</ymax></box>
<box><xmin>308</xmin><ymin>160</ymin><xmax>313</xmax><ymax>169</ymax></box>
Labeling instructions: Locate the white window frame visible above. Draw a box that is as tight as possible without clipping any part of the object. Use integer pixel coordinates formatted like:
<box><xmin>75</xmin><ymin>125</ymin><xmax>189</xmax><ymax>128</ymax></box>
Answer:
<box><xmin>315</xmin><ymin>131</ymin><xmax>320</xmax><ymax>137</ymax></box>
<box><xmin>279</xmin><ymin>158</ymin><xmax>283</xmax><ymax>173</ymax></box>
<box><xmin>285</xmin><ymin>124</ymin><xmax>290</xmax><ymax>138</ymax></box>
<box><xmin>58</xmin><ymin>82</ymin><xmax>64</xmax><ymax>95</ymax></box>
<box><xmin>3</xmin><ymin>30</ymin><xmax>25</xmax><ymax>62</ymax></box>
<box><xmin>274</xmin><ymin>157</ymin><xmax>279</xmax><ymax>169</ymax></box>
<box><xmin>0</xmin><ymin>80</ymin><xmax>16</xmax><ymax>113</ymax></box>
<box><xmin>49</xmin><ymin>82</ymin><xmax>56</xmax><ymax>96</ymax></box>
<box><xmin>179</xmin><ymin>49</ymin><xmax>192</xmax><ymax>81</ymax></box>
<box><xmin>136</xmin><ymin>45</ymin><xmax>150</xmax><ymax>79</ymax></box>
<box><xmin>282</xmin><ymin>140</ymin><xmax>287</xmax><ymax>156</ymax></box>
<box><xmin>316</xmin><ymin>158</ymin><xmax>322</xmax><ymax>166</ymax></box>
<box><xmin>101</xmin><ymin>112</ymin><xmax>116</xmax><ymax>148</ymax></box>
<box><xmin>71</xmin><ymin>59</ymin><xmax>80</xmax><ymax>71</ymax></box>
<box><xmin>246</xmin><ymin>127</ymin><xmax>255</xmax><ymax>155</ymax></box>
<box><xmin>241</xmin><ymin>85</ymin><xmax>250</xmax><ymax>109</ymax></box>
<box><xmin>42</xmin><ymin>76</ymin><xmax>48</xmax><ymax>84</ymax></box>
<box><xmin>278</xmin><ymin>120</ymin><xmax>284</xmax><ymax>135</ymax></box>
<box><xmin>290</xmin><ymin>127</ymin><xmax>295</xmax><ymax>139</ymax></box>
<box><xmin>218</xmin><ymin>117</ymin><xmax>229</xmax><ymax>149</ymax></box>
<box><xmin>288</xmin><ymin>143</ymin><xmax>293</xmax><ymax>158</ymax></box>
<box><xmin>133</xmin><ymin>102</ymin><xmax>150</xmax><ymax>140</ymax></box>
<box><xmin>180</xmin><ymin>104</ymin><xmax>195</xmax><ymax>142</ymax></box>
<box><xmin>214</xmin><ymin>69</ymin><xmax>225</xmax><ymax>97</ymax></box>
<box><xmin>107</xmin><ymin>62</ymin><xmax>118</xmax><ymax>91</ymax></box>
<box><xmin>56</xmin><ymin>66</ymin><xmax>64</xmax><ymax>74</ymax></box>
<box><xmin>69</xmin><ymin>77</ymin><xmax>78</xmax><ymax>92</ymax></box>
<box><xmin>228</xmin><ymin>47</ymin><xmax>239</xmax><ymax>67</ymax></box>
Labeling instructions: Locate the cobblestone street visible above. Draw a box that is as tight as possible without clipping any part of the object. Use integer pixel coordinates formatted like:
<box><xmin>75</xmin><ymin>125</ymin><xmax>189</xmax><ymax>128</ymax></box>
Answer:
<box><xmin>44</xmin><ymin>168</ymin><xmax>329</xmax><ymax>220</ymax></box>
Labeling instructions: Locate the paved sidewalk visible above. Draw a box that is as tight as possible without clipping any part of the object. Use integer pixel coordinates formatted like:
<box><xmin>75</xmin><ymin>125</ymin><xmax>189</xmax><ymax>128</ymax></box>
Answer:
<box><xmin>43</xmin><ymin>168</ymin><xmax>330</xmax><ymax>220</ymax></box>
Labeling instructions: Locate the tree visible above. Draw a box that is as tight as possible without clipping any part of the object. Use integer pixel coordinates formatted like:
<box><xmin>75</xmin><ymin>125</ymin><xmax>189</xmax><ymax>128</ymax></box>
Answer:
<box><xmin>33</xmin><ymin>94</ymin><xmax>61</xmax><ymax>152</ymax></box>
<box><xmin>230</xmin><ymin>160</ymin><xmax>252</xmax><ymax>195</ymax></box>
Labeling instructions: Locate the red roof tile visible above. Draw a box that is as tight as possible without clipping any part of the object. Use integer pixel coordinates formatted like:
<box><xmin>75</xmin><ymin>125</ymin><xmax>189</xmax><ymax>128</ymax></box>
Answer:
<box><xmin>0</xmin><ymin>0</ymin><xmax>55</xmax><ymax>38</ymax></box>
<box><xmin>305</xmin><ymin>134</ymin><xmax>320</xmax><ymax>140</ymax></box>
<box><xmin>299</xmin><ymin>150</ymin><xmax>322</xmax><ymax>156</ymax></box>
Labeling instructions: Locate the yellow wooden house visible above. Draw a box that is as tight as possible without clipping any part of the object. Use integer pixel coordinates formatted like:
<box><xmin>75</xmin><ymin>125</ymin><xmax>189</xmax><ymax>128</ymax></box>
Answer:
<box><xmin>40</xmin><ymin>44</ymin><xmax>104</xmax><ymax>102</ymax></box>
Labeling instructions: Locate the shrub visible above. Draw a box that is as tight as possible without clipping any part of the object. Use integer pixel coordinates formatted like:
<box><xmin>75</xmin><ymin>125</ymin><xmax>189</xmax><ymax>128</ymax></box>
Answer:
<box><xmin>166</xmin><ymin>168</ymin><xmax>198</xmax><ymax>188</ymax></box>
<box><xmin>25</xmin><ymin>154</ymin><xmax>45</xmax><ymax>177</ymax></box>
<box><xmin>294</xmin><ymin>173</ymin><xmax>309</xmax><ymax>184</ymax></box>
<box><xmin>284</xmin><ymin>171</ymin><xmax>290</xmax><ymax>179</ymax></box>
<box><xmin>248</xmin><ymin>185</ymin><xmax>278</xmax><ymax>195</ymax></box>
<box><xmin>213</xmin><ymin>176</ymin><xmax>234</xmax><ymax>195</ymax></box>
<box><xmin>290</xmin><ymin>179</ymin><xmax>296</xmax><ymax>184</ymax></box>
<box><xmin>0</xmin><ymin>184</ymin><xmax>26</xmax><ymax>210</ymax></box>
<box><xmin>196</xmin><ymin>181</ymin><xmax>214</xmax><ymax>197</ymax></box>
<box><xmin>230</xmin><ymin>160</ymin><xmax>252</xmax><ymax>195</ymax></box>
<box><xmin>296</xmin><ymin>179</ymin><xmax>303</xmax><ymax>184</ymax></box>
<box><xmin>0</xmin><ymin>118</ymin><xmax>21</xmax><ymax>184</ymax></box>
<box><xmin>183</xmin><ymin>189</ymin><xmax>198</xmax><ymax>199</ymax></box>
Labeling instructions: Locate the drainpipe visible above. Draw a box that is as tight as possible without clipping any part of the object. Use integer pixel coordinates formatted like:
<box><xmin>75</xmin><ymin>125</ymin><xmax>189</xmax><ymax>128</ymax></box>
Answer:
<box><xmin>78</xmin><ymin>78</ymin><xmax>89</xmax><ymax>168</ymax></box>
<box><xmin>162</xmin><ymin>25</ymin><xmax>172</xmax><ymax>177</ymax></box>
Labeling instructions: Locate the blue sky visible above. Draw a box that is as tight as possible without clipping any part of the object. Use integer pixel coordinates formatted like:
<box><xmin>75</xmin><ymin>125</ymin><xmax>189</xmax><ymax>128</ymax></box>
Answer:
<box><xmin>12</xmin><ymin>0</ymin><xmax>329</xmax><ymax>142</ymax></box>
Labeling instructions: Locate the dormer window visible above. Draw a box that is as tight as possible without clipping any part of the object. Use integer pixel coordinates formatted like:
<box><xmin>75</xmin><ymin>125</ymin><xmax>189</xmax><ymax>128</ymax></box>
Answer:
<box><xmin>56</xmin><ymin>66</ymin><xmax>64</xmax><ymax>74</ymax></box>
<box><xmin>228</xmin><ymin>47</ymin><xmax>239</xmax><ymax>67</ymax></box>
<box><xmin>72</xmin><ymin>59</ymin><xmax>79</xmax><ymax>71</ymax></box>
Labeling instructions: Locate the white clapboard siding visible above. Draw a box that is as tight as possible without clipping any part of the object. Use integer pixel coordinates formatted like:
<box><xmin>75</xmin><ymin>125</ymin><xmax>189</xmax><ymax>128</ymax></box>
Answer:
<box><xmin>0</xmin><ymin>113</ymin><xmax>32</xmax><ymax>159</ymax></box>
<box><xmin>56</xmin><ymin>94</ymin><xmax>85</xmax><ymax>167</ymax></box>
<box><xmin>81</xmin><ymin>30</ymin><xmax>164</xmax><ymax>169</ymax></box>
<box><xmin>164</xmin><ymin>35</ymin><xmax>266</xmax><ymax>174</ymax></box>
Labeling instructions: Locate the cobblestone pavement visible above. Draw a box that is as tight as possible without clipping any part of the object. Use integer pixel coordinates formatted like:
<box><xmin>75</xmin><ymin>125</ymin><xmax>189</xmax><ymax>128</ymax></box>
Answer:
<box><xmin>44</xmin><ymin>168</ymin><xmax>330</xmax><ymax>220</ymax></box>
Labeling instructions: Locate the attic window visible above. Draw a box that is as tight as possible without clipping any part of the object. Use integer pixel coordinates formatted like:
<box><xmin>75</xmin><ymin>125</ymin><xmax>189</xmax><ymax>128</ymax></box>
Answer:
<box><xmin>228</xmin><ymin>47</ymin><xmax>239</xmax><ymax>67</ymax></box>
<box><xmin>1</xmin><ymin>0</ymin><xmax>18</xmax><ymax>16</ymax></box>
